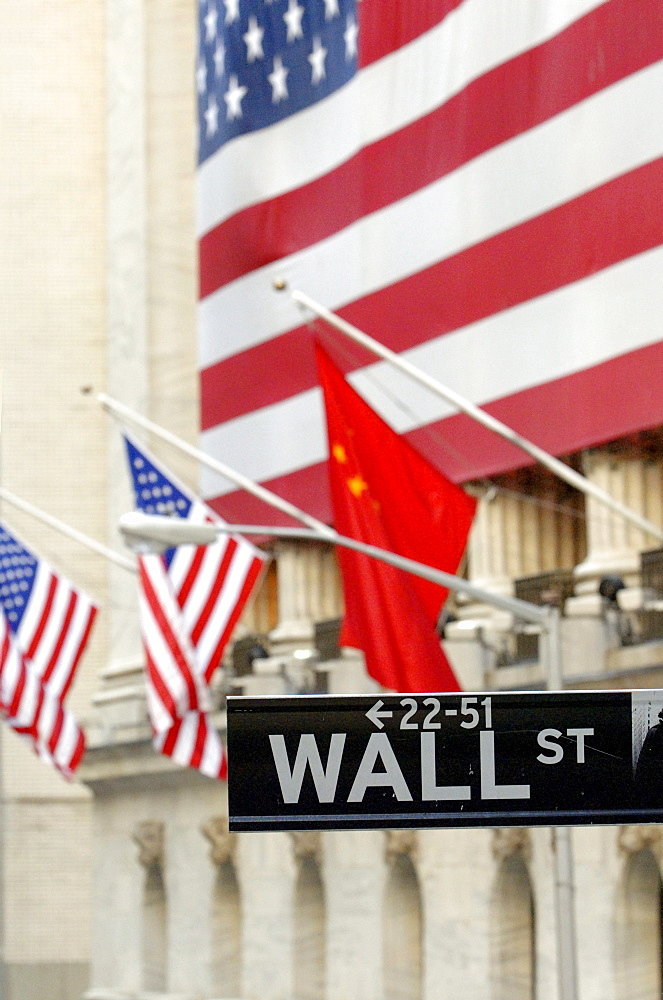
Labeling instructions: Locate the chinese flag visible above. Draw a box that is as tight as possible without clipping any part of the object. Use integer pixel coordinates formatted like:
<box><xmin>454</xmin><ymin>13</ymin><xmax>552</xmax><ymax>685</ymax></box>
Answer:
<box><xmin>316</xmin><ymin>344</ymin><xmax>477</xmax><ymax>693</ymax></box>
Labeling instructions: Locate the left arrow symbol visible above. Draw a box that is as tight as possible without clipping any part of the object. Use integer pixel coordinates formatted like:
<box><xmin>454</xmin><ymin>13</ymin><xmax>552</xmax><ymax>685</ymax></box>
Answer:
<box><xmin>366</xmin><ymin>699</ymin><xmax>393</xmax><ymax>730</ymax></box>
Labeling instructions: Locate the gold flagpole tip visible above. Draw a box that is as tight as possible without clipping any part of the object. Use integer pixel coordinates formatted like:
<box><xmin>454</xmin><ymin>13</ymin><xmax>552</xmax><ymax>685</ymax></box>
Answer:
<box><xmin>273</xmin><ymin>277</ymin><xmax>288</xmax><ymax>291</ymax></box>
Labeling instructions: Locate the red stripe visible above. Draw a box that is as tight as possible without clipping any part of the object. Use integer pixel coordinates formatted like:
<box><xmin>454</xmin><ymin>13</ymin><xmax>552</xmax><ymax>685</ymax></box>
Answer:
<box><xmin>145</xmin><ymin>651</ymin><xmax>180</xmax><ymax>724</ymax></box>
<box><xmin>40</xmin><ymin>592</ymin><xmax>77</xmax><ymax>685</ymax></box>
<box><xmin>199</xmin><ymin>0</ymin><xmax>663</xmax><ymax>296</ymax></box>
<box><xmin>66</xmin><ymin>726</ymin><xmax>86</xmax><ymax>775</ymax></box>
<box><xmin>140</xmin><ymin>560</ymin><xmax>199</xmax><ymax>712</ymax></box>
<box><xmin>24</xmin><ymin>573</ymin><xmax>57</xmax><ymax>662</ymax></box>
<box><xmin>160</xmin><ymin>718</ymin><xmax>182</xmax><ymax>756</ymax></box>
<box><xmin>205</xmin><ymin>341</ymin><xmax>663</xmax><ymax>525</ymax></box>
<box><xmin>174</xmin><ymin>545</ymin><xmax>207</xmax><ymax>610</ymax></box>
<box><xmin>203</xmin><ymin>555</ymin><xmax>266</xmax><ymax>683</ymax></box>
<box><xmin>45</xmin><ymin>701</ymin><xmax>64</xmax><ymax>755</ymax></box>
<box><xmin>190</xmin><ymin>538</ymin><xmax>238</xmax><ymax>647</ymax></box>
<box><xmin>189</xmin><ymin>714</ymin><xmax>208</xmax><ymax>770</ymax></box>
<box><xmin>358</xmin><ymin>0</ymin><xmax>466</xmax><ymax>68</ymax></box>
<box><xmin>201</xmin><ymin>157</ymin><xmax>663</xmax><ymax>428</ymax></box>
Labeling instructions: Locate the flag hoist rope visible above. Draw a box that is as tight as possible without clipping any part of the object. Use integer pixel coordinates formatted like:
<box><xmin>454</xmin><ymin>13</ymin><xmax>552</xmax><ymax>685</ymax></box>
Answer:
<box><xmin>287</xmin><ymin>285</ymin><xmax>663</xmax><ymax>544</ymax></box>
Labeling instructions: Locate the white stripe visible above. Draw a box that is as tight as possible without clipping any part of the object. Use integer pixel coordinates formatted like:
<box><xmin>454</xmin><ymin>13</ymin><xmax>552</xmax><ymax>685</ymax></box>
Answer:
<box><xmin>44</xmin><ymin>599</ymin><xmax>93</xmax><ymax>699</ymax></box>
<box><xmin>194</xmin><ymin>545</ymin><xmax>257</xmax><ymax>670</ymax></box>
<box><xmin>198</xmin><ymin>721</ymin><xmax>224</xmax><ymax>779</ymax></box>
<box><xmin>14</xmin><ymin>563</ymin><xmax>55</xmax><ymax>655</ymax></box>
<box><xmin>177</xmin><ymin>538</ymin><xmax>230</xmax><ymax>637</ymax></box>
<box><xmin>199</xmin><ymin>61</ymin><xmax>663</xmax><ymax>368</ymax></box>
<box><xmin>139</xmin><ymin>558</ymin><xmax>201</xmax><ymax>723</ymax></box>
<box><xmin>51</xmin><ymin>712</ymin><xmax>80</xmax><ymax>772</ymax></box>
<box><xmin>24</xmin><ymin>578</ymin><xmax>74</xmax><ymax>675</ymax></box>
<box><xmin>197</xmin><ymin>0</ymin><xmax>606</xmax><ymax>234</ymax></box>
<box><xmin>200</xmin><ymin>244</ymin><xmax>663</xmax><ymax>496</ymax></box>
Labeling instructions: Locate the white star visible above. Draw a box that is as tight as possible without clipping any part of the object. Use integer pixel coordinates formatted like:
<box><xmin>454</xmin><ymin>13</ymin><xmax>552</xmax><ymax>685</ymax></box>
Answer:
<box><xmin>308</xmin><ymin>35</ymin><xmax>327</xmax><ymax>84</ymax></box>
<box><xmin>224</xmin><ymin>74</ymin><xmax>248</xmax><ymax>119</ymax></box>
<box><xmin>283</xmin><ymin>0</ymin><xmax>304</xmax><ymax>42</ymax></box>
<box><xmin>243</xmin><ymin>15</ymin><xmax>265</xmax><ymax>62</ymax></box>
<box><xmin>204</xmin><ymin>3</ymin><xmax>218</xmax><ymax>41</ymax></box>
<box><xmin>204</xmin><ymin>93</ymin><xmax>219</xmax><ymax>136</ymax></box>
<box><xmin>196</xmin><ymin>55</ymin><xmax>208</xmax><ymax>93</ymax></box>
<box><xmin>324</xmin><ymin>0</ymin><xmax>339</xmax><ymax>19</ymax></box>
<box><xmin>223</xmin><ymin>0</ymin><xmax>240</xmax><ymax>25</ymax></box>
<box><xmin>268</xmin><ymin>55</ymin><xmax>289</xmax><ymax>102</ymax></box>
<box><xmin>214</xmin><ymin>40</ymin><xmax>226</xmax><ymax>76</ymax></box>
<box><xmin>344</xmin><ymin>14</ymin><xmax>358</xmax><ymax>59</ymax></box>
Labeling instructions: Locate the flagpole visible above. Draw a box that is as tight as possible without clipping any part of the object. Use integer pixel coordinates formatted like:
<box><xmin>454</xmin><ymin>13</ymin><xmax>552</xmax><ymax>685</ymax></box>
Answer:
<box><xmin>98</xmin><ymin>393</ymin><xmax>336</xmax><ymax>540</ymax></box>
<box><xmin>0</xmin><ymin>486</ymin><xmax>135</xmax><ymax>572</ymax></box>
<box><xmin>286</xmin><ymin>285</ymin><xmax>663</xmax><ymax>544</ymax></box>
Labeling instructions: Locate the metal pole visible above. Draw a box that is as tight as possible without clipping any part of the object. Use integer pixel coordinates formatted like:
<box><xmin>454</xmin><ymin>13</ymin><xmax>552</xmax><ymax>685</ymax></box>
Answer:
<box><xmin>119</xmin><ymin>512</ymin><xmax>548</xmax><ymax>626</ymax></box>
<box><xmin>545</xmin><ymin>607</ymin><xmax>579</xmax><ymax>1000</ymax></box>
<box><xmin>0</xmin><ymin>485</ymin><xmax>135</xmax><ymax>572</ymax></box>
<box><xmin>287</xmin><ymin>285</ymin><xmax>663</xmax><ymax>544</ymax></box>
<box><xmin>98</xmin><ymin>393</ymin><xmax>336</xmax><ymax>539</ymax></box>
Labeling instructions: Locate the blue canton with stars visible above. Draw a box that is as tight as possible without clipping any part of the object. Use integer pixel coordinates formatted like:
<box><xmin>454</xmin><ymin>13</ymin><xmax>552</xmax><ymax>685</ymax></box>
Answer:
<box><xmin>197</xmin><ymin>0</ymin><xmax>358</xmax><ymax>165</ymax></box>
<box><xmin>0</xmin><ymin>525</ymin><xmax>39</xmax><ymax>630</ymax></box>
<box><xmin>124</xmin><ymin>438</ymin><xmax>193</xmax><ymax>519</ymax></box>
<box><xmin>124</xmin><ymin>437</ymin><xmax>195</xmax><ymax>568</ymax></box>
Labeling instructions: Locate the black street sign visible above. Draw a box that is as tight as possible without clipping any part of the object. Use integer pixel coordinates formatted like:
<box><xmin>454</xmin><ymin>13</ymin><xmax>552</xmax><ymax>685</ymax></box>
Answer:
<box><xmin>227</xmin><ymin>690</ymin><xmax>663</xmax><ymax>831</ymax></box>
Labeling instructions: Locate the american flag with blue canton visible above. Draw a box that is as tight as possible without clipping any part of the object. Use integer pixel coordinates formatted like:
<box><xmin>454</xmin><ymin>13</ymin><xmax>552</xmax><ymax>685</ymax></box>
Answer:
<box><xmin>197</xmin><ymin>0</ymin><xmax>663</xmax><ymax>530</ymax></box>
<box><xmin>124</xmin><ymin>433</ymin><xmax>268</xmax><ymax>780</ymax></box>
<box><xmin>0</xmin><ymin>520</ymin><xmax>94</xmax><ymax>777</ymax></box>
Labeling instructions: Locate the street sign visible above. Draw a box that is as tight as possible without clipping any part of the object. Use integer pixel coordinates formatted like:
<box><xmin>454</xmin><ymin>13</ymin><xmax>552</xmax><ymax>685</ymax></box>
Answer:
<box><xmin>227</xmin><ymin>689</ymin><xmax>663</xmax><ymax>831</ymax></box>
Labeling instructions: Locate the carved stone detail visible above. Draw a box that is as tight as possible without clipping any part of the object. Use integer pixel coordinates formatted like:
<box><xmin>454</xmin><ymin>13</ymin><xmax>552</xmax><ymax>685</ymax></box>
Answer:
<box><xmin>618</xmin><ymin>825</ymin><xmax>663</xmax><ymax>857</ymax></box>
<box><xmin>291</xmin><ymin>831</ymin><xmax>322</xmax><ymax>863</ymax></box>
<box><xmin>492</xmin><ymin>828</ymin><xmax>531</xmax><ymax>862</ymax></box>
<box><xmin>385</xmin><ymin>829</ymin><xmax>418</xmax><ymax>863</ymax></box>
<box><xmin>133</xmin><ymin>820</ymin><xmax>164</xmax><ymax>868</ymax></box>
<box><xmin>201</xmin><ymin>817</ymin><xmax>237</xmax><ymax>866</ymax></box>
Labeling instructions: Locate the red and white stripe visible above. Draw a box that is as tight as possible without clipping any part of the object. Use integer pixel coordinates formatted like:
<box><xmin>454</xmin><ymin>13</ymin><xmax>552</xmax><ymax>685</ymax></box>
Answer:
<box><xmin>167</xmin><ymin>503</ymin><xmax>267</xmax><ymax>684</ymax></box>
<box><xmin>137</xmin><ymin>552</ymin><xmax>227</xmax><ymax>779</ymax></box>
<box><xmin>198</xmin><ymin>0</ymin><xmax>663</xmax><ymax>524</ymax></box>
<box><xmin>15</xmin><ymin>562</ymin><xmax>97</xmax><ymax>701</ymax></box>
<box><xmin>153</xmin><ymin>711</ymin><xmax>227</xmax><ymax>781</ymax></box>
<box><xmin>0</xmin><ymin>612</ymin><xmax>85</xmax><ymax>778</ymax></box>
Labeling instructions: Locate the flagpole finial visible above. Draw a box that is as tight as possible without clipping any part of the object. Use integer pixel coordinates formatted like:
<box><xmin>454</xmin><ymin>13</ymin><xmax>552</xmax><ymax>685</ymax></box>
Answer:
<box><xmin>273</xmin><ymin>277</ymin><xmax>288</xmax><ymax>291</ymax></box>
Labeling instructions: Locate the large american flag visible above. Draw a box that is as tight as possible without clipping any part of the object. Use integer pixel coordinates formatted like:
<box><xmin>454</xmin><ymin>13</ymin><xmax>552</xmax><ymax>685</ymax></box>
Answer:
<box><xmin>0</xmin><ymin>521</ymin><xmax>94</xmax><ymax>776</ymax></box>
<box><xmin>197</xmin><ymin>0</ymin><xmax>663</xmax><ymax>525</ymax></box>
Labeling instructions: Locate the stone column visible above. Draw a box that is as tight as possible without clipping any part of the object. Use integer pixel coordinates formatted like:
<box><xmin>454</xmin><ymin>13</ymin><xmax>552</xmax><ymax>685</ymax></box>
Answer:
<box><xmin>270</xmin><ymin>541</ymin><xmax>342</xmax><ymax>650</ymax></box>
<box><xmin>569</xmin><ymin>445</ymin><xmax>663</xmax><ymax>616</ymax></box>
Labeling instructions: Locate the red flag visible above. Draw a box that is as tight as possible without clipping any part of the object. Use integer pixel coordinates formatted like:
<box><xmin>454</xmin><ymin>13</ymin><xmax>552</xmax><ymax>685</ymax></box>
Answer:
<box><xmin>316</xmin><ymin>344</ymin><xmax>476</xmax><ymax>693</ymax></box>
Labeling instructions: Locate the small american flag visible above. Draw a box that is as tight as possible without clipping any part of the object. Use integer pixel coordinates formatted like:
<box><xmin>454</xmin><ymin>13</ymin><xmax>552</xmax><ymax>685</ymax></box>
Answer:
<box><xmin>0</xmin><ymin>521</ymin><xmax>94</xmax><ymax>776</ymax></box>
<box><xmin>124</xmin><ymin>434</ymin><xmax>268</xmax><ymax>778</ymax></box>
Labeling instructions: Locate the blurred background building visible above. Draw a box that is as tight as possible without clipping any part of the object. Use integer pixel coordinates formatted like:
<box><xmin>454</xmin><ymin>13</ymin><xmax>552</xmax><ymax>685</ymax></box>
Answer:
<box><xmin>2</xmin><ymin>2</ymin><xmax>663</xmax><ymax>999</ymax></box>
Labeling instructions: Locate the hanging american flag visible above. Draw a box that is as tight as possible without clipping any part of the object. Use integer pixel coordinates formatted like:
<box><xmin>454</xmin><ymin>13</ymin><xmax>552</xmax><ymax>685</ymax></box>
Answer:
<box><xmin>197</xmin><ymin>0</ymin><xmax>663</xmax><ymax>526</ymax></box>
<box><xmin>0</xmin><ymin>521</ymin><xmax>93</xmax><ymax>777</ymax></box>
<box><xmin>0</xmin><ymin>520</ymin><xmax>97</xmax><ymax>699</ymax></box>
<box><xmin>123</xmin><ymin>433</ymin><xmax>268</xmax><ymax>683</ymax></box>
<box><xmin>124</xmin><ymin>434</ymin><xmax>267</xmax><ymax>779</ymax></box>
